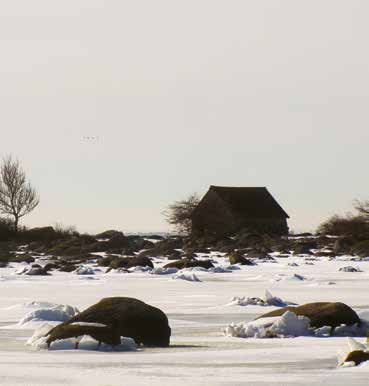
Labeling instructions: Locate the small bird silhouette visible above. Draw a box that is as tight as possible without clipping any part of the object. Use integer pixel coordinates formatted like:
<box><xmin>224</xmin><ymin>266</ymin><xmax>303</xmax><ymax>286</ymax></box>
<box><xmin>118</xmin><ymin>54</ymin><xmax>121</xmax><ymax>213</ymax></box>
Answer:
<box><xmin>82</xmin><ymin>136</ymin><xmax>99</xmax><ymax>141</ymax></box>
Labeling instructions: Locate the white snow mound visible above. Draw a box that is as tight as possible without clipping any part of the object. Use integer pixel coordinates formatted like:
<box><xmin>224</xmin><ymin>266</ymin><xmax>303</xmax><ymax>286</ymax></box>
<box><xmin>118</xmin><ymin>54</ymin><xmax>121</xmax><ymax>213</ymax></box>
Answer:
<box><xmin>224</xmin><ymin>311</ymin><xmax>311</xmax><ymax>338</ymax></box>
<box><xmin>18</xmin><ymin>303</ymin><xmax>79</xmax><ymax>327</ymax></box>
<box><xmin>74</xmin><ymin>266</ymin><xmax>95</xmax><ymax>275</ymax></box>
<box><xmin>172</xmin><ymin>272</ymin><xmax>201</xmax><ymax>282</ymax></box>
<box><xmin>228</xmin><ymin>290</ymin><xmax>295</xmax><ymax>307</ymax></box>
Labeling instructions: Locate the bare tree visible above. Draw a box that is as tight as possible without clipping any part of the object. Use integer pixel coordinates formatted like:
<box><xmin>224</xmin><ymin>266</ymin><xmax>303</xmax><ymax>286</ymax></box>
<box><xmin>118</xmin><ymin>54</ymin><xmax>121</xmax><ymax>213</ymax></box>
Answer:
<box><xmin>354</xmin><ymin>199</ymin><xmax>369</xmax><ymax>219</ymax></box>
<box><xmin>0</xmin><ymin>155</ymin><xmax>39</xmax><ymax>232</ymax></box>
<box><xmin>164</xmin><ymin>193</ymin><xmax>200</xmax><ymax>235</ymax></box>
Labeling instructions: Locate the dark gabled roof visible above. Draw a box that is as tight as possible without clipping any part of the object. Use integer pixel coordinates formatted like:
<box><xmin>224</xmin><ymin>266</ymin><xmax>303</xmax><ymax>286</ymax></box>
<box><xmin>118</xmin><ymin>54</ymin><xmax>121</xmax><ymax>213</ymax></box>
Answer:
<box><xmin>209</xmin><ymin>186</ymin><xmax>289</xmax><ymax>219</ymax></box>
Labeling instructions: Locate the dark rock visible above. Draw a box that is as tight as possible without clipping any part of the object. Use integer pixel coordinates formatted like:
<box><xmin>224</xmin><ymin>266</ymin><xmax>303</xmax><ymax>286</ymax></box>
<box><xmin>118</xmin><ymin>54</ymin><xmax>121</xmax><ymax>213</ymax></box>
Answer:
<box><xmin>24</xmin><ymin>264</ymin><xmax>50</xmax><ymax>275</ymax></box>
<box><xmin>167</xmin><ymin>250</ymin><xmax>182</xmax><ymax>260</ymax></box>
<box><xmin>58</xmin><ymin>263</ymin><xmax>78</xmax><ymax>272</ymax></box>
<box><xmin>256</xmin><ymin>302</ymin><xmax>360</xmax><ymax>329</ymax></box>
<box><xmin>339</xmin><ymin>266</ymin><xmax>361</xmax><ymax>272</ymax></box>
<box><xmin>9</xmin><ymin>254</ymin><xmax>35</xmax><ymax>264</ymax></box>
<box><xmin>97</xmin><ymin>255</ymin><xmax>116</xmax><ymax>267</ymax></box>
<box><xmin>351</xmin><ymin>240</ymin><xmax>369</xmax><ymax>258</ymax></box>
<box><xmin>43</xmin><ymin>263</ymin><xmax>59</xmax><ymax>272</ymax></box>
<box><xmin>107</xmin><ymin>256</ymin><xmax>154</xmax><ymax>272</ymax></box>
<box><xmin>138</xmin><ymin>238</ymin><xmax>183</xmax><ymax>258</ymax></box>
<box><xmin>45</xmin><ymin>297</ymin><xmax>171</xmax><ymax>347</ymax></box>
<box><xmin>163</xmin><ymin>258</ymin><xmax>214</xmax><ymax>270</ymax></box>
<box><xmin>95</xmin><ymin>230</ymin><xmax>123</xmax><ymax>239</ymax></box>
<box><xmin>293</xmin><ymin>241</ymin><xmax>317</xmax><ymax>255</ymax></box>
<box><xmin>87</xmin><ymin>232</ymin><xmax>128</xmax><ymax>253</ymax></box>
<box><xmin>228</xmin><ymin>252</ymin><xmax>255</xmax><ymax>265</ymax></box>
<box><xmin>125</xmin><ymin>235</ymin><xmax>155</xmax><ymax>251</ymax></box>
<box><xmin>245</xmin><ymin>250</ymin><xmax>271</xmax><ymax>260</ymax></box>
<box><xmin>344</xmin><ymin>350</ymin><xmax>369</xmax><ymax>366</ymax></box>
<box><xmin>23</xmin><ymin>226</ymin><xmax>57</xmax><ymax>242</ymax></box>
<box><xmin>333</xmin><ymin>237</ymin><xmax>355</xmax><ymax>255</ymax></box>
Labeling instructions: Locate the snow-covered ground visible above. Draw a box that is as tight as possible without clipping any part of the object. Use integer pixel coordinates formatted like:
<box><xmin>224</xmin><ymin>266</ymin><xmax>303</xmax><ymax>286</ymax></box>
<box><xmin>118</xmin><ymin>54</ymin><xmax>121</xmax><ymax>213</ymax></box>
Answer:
<box><xmin>1</xmin><ymin>254</ymin><xmax>369</xmax><ymax>385</ymax></box>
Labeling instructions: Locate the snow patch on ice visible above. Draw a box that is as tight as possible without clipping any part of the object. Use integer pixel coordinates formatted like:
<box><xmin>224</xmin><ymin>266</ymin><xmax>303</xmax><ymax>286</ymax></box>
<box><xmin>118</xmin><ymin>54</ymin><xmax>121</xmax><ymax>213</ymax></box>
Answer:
<box><xmin>228</xmin><ymin>290</ymin><xmax>296</xmax><ymax>307</ymax></box>
<box><xmin>127</xmin><ymin>266</ymin><xmax>153</xmax><ymax>273</ymax></box>
<box><xmin>150</xmin><ymin>267</ymin><xmax>179</xmax><ymax>275</ymax></box>
<box><xmin>180</xmin><ymin>267</ymin><xmax>208</xmax><ymax>273</ymax></box>
<box><xmin>273</xmin><ymin>273</ymin><xmax>307</xmax><ymax>282</ymax></box>
<box><xmin>74</xmin><ymin>266</ymin><xmax>95</xmax><ymax>275</ymax></box>
<box><xmin>172</xmin><ymin>272</ymin><xmax>201</xmax><ymax>282</ymax></box>
<box><xmin>208</xmin><ymin>266</ymin><xmax>233</xmax><ymax>273</ymax></box>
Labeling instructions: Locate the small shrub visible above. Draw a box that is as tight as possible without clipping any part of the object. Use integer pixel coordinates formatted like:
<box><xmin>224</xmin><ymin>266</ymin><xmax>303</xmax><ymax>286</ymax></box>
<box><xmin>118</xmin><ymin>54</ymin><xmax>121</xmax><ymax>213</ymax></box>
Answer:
<box><xmin>53</xmin><ymin>223</ymin><xmax>79</xmax><ymax>239</ymax></box>
<box><xmin>351</xmin><ymin>240</ymin><xmax>369</xmax><ymax>257</ymax></box>
<box><xmin>0</xmin><ymin>217</ymin><xmax>15</xmax><ymax>241</ymax></box>
<box><xmin>317</xmin><ymin>215</ymin><xmax>369</xmax><ymax>238</ymax></box>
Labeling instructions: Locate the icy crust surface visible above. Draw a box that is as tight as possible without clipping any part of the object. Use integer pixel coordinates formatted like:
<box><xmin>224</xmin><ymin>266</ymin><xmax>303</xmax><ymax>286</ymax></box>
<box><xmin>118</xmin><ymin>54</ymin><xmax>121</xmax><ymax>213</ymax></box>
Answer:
<box><xmin>12</xmin><ymin>303</ymin><xmax>80</xmax><ymax>329</ymax></box>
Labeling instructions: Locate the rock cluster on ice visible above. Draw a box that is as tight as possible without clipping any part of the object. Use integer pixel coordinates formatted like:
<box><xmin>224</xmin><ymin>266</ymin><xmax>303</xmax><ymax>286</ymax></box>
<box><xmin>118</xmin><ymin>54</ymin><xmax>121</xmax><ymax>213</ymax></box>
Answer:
<box><xmin>127</xmin><ymin>266</ymin><xmax>153</xmax><ymax>273</ymax></box>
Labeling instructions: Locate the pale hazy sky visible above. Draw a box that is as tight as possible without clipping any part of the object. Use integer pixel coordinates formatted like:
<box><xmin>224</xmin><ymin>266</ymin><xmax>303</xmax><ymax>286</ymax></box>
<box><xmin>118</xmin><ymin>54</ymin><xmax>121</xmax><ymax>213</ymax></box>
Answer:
<box><xmin>1</xmin><ymin>1</ymin><xmax>369</xmax><ymax>233</ymax></box>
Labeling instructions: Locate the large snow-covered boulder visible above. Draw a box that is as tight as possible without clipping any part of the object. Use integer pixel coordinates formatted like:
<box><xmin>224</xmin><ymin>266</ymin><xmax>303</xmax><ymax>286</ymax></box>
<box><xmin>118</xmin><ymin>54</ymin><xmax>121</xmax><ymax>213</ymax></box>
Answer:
<box><xmin>256</xmin><ymin>302</ymin><xmax>360</xmax><ymax>330</ymax></box>
<box><xmin>44</xmin><ymin>297</ymin><xmax>171</xmax><ymax>348</ymax></box>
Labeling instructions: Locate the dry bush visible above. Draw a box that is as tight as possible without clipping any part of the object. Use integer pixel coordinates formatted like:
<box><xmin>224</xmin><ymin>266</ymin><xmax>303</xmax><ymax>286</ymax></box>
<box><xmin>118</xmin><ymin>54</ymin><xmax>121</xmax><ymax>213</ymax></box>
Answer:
<box><xmin>317</xmin><ymin>214</ymin><xmax>369</xmax><ymax>238</ymax></box>
<box><xmin>164</xmin><ymin>193</ymin><xmax>200</xmax><ymax>235</ymax></box>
